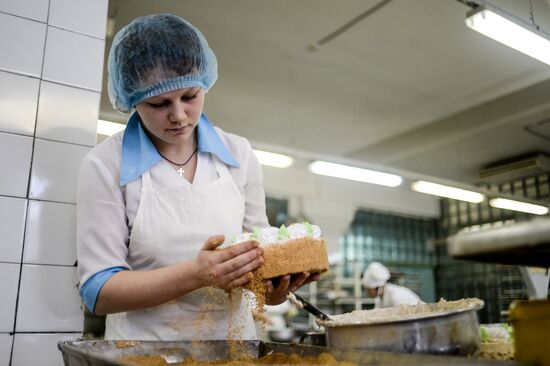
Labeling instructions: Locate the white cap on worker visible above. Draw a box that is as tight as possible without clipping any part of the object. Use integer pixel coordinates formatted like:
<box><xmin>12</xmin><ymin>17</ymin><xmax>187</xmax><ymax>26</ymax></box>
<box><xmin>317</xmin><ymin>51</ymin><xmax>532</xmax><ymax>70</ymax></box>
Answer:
<box><xmin>362</xmin><ymin>262</ymin><xmax>390</xmax><ymax>288</ymax></box>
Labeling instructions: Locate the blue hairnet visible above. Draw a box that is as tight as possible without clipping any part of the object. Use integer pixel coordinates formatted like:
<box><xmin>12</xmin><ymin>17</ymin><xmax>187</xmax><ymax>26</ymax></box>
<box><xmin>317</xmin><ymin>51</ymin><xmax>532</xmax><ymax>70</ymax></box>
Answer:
<box><xmin>108</xmin><ymin>14</ymin><xmax>218</xmax><ymax>113</ymax></box>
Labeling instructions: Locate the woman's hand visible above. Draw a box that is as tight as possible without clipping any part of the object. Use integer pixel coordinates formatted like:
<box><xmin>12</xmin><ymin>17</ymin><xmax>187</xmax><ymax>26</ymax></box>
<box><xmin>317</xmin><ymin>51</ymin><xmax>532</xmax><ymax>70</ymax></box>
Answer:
<box><xmin>193</xmin><ymin>235</ymin><xmax>264</xmax><ymax>290</ymax></box>
<box><xmin>265</xmin><ymin>272</ymin><xmax>321</xmax><ymax>305</ymax></box>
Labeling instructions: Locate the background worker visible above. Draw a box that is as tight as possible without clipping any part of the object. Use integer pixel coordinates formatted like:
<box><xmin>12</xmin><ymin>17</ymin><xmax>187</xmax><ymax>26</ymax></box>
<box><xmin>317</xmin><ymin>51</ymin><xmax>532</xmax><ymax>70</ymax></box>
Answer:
<box><xmin>362</xmin><ymin>262</ymin><xmax>422</xmax><ymax>308</ymax></box>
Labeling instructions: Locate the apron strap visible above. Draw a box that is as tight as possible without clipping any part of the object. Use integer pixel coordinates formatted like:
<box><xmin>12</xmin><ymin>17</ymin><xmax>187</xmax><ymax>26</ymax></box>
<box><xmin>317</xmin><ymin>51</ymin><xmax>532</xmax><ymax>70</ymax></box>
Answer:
<box><xmin>212</xmin><ymin>155</ymin><xmax>231</xmax><ymax>178</ymax></box>
<box><xmin>141</xmin><ymin>169</ymin><xmax>153</xmax><ymax>190</ymax></box>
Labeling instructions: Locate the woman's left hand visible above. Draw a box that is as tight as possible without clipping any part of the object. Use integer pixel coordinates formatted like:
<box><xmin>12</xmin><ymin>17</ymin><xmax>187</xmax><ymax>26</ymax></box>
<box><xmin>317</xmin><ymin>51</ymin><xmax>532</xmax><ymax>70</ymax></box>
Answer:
<box><xmin>265</xmin><ymin>272</ymin><xmax>321</xmax><ymax>305</ymax></box>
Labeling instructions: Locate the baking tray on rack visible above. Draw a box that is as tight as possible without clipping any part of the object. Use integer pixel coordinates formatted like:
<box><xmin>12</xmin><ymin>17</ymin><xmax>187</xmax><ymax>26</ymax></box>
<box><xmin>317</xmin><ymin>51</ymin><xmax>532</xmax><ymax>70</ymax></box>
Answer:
<box><xmin>58</xmin><ymin>340</ymin><xmax>527</xmax><ymax>366</ymax></box>
<box><xmin>448</xmin><ymin>218</ymin><xmax>550</xmax><ymax>266</ymax></box>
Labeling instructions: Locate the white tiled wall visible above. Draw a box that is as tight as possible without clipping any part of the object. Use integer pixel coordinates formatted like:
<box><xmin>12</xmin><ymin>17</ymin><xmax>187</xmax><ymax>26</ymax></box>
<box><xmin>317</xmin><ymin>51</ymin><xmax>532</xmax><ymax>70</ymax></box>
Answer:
<box><xmin>0</xmin><ymin>263</ymin><xmax>19</xmax><ymax>332</ymax></box>
<box><xmin>0</xmin><ymin>12</ymin><xmax>46</xmax><ymax>77</ymax></box>
<box><xmin>0</xmin><ymin>197</ymin><xmax>27</xmax><ymax>263</ymax></box>
<box><xmin>12</xmin><ymin>333</ymin><xmax>79</xmax><ymax>366</ymax></box>
<box><xmin>0</xmin><ymin>71</ymin><xmax>40</xmax><ymax>135</ymax></box>
<box><xmin>36</xmin><ymin>81</ymin><xmax>100</xmax><ymax>146</ymax></box>
<box><xmin>23</xmin><ymin>200</ymin><xmax>76</xmax><ymax>266</ymax></box>
<box><xmin>0</xmin><ymin>334</ymin><xmax>13</xmax><ymax>366</ymax></box>
<box><xmin>0</xmin><ymin>1</ymin><xmax>107</xmax><ymax>364</ymax></box>
<box><xmin>0</xmin><ymin>0</ymin><xmax>49</xmax><ymax>22</ymax></box>
<box><xmin>0</xmin><ymin>132</ymin><xmax>33</xmax><ymax>198</ymax></box>
<box><xmin>16</xmin><ymin>265</ymin><xmax>83</xmax><ymax>332</ymax></box>
<box><xmin>42</xmin><ymin>26</ymin><xmax>105</xmax><ymax>91</ymax></box>
<box><xmin>29</xmin><ymin>139</ymin><xmax>91</xmax><ymax>203</ymax></box>
<box><xmin>48</xmin><ymin>0</ymin><xmax>108</xmax><ymax>39</ymax></box>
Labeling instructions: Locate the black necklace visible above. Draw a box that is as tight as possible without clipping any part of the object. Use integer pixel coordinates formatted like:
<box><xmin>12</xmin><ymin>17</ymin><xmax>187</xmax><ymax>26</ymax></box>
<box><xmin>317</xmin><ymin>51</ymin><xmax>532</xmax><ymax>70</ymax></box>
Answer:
<box><xmin>158</xmin><ymin>147</ymin><xmax>198</xmax><ymax>176</ymax></box>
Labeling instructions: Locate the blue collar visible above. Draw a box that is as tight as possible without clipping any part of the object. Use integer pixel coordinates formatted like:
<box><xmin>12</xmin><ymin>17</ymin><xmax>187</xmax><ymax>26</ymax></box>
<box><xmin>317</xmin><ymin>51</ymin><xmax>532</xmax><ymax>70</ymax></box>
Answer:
<box><xmin>120</xmin><ymin>112</ymin><xmax>240</xmax><ymax>185</ymax></box>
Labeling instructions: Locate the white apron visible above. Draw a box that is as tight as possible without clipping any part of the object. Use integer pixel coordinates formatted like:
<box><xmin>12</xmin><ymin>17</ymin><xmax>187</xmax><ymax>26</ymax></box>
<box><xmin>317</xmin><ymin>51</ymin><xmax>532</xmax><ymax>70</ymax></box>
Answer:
<box><xmin>105</xmin><ymin>157</ymin><xmax>257</xmax><ymax>340</ymax></box>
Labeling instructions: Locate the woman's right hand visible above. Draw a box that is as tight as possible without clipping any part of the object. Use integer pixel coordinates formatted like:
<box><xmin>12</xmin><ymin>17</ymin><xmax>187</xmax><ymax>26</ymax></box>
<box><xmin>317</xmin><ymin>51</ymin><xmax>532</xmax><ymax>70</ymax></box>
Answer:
<box><xmin>193</xmin><ymin>235</ymin><xmax>264</xmax><ymax>290</ymax></box>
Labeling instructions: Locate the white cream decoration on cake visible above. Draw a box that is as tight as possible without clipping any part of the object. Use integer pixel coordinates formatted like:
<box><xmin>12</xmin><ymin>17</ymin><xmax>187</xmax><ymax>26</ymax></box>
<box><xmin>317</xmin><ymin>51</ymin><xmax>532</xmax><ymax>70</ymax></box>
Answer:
<box><xmin>311</xmin><ymin>224</ymin><xmax>321</xmax><ymax>239</ymax></box>
<box><xmin>232</xmin><ymin>222</ymin><xmax>322</xmax><ymax>245</ymax></box>
<box><xmin>288</xmin><ymin>223</ymin><xmax>308</xmax><ymax>239</ymax></box>
<box><xmin>259</xmin><ymin>226</ymin><xmax>279</xmax><ymax>243</ymax></box>
<box><xmin>287</xmin><ymin>222</ymin><xmax>321</xmax><ymax>239</ymax></box>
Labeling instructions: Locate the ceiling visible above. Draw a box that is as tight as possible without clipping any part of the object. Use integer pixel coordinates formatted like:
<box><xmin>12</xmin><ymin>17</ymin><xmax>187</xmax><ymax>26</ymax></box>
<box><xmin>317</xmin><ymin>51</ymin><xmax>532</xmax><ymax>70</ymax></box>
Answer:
<box><xmin>100</xmin><ymin>0</ymin><xmax>550</xmax><ymax>184</ymax></box>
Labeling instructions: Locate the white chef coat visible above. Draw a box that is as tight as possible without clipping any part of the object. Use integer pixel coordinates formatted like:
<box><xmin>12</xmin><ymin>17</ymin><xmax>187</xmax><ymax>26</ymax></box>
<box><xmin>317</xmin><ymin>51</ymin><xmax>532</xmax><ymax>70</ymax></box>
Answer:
<box><xmin>76</xmin><ymin>113</ymin><xmax>269</xmax><ymax>309</ymax></box>
<box><xmin>377</xmin><ymin>283</ymin><xmax>422</xmax><ymax>308</ymax></box>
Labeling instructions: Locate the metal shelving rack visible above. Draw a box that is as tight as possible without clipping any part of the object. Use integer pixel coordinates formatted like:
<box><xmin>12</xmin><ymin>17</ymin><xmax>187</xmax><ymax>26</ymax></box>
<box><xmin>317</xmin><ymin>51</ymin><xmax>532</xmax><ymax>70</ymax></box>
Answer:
<box><xmin>437</xmin><ymin>172</ymin><xmax>549</xmax><ymax>323</ymax></box>
<box><xmin>496</xmin><ymin>265</ymin><xmax>528</xmax><ymax>319</ymax></box>
<box><xmin>435</xmin><ymin>245</ymin><xmax>505</xmax><ymax>323</ymax></box>
<box><xmin>332</xmin><ymin>261</ymin><xmax>374</xmax><ymax>314</ymax></box>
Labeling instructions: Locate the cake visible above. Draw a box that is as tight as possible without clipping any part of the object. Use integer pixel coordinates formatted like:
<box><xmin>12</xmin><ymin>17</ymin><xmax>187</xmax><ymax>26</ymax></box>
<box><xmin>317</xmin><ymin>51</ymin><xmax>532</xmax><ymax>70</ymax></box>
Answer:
<box><xmin>233</xmin><ymin>222</ymin><xmax>329</xmax><ymax>279</ymax></box>
<box><xmin>232</xmin><ymin>223</ymin><xmax>329</xmax><ymax>312</ymax></box>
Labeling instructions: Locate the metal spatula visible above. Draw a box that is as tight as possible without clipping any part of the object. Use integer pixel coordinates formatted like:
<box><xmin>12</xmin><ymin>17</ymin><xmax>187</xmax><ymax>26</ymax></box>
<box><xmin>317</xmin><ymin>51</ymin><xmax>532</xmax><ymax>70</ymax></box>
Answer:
<box><xmin>288</xmin><ymin>292</ymin><xmax>332</xmax><ymax>321</ymax></box>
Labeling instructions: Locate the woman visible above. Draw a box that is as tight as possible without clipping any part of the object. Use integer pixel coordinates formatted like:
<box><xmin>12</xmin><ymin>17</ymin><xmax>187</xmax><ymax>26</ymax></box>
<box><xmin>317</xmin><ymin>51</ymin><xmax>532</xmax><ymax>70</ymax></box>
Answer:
<box><xmin>76</xmin><ymin>14</ymin><xmax>318</xmax><ymax>340</ymax></box>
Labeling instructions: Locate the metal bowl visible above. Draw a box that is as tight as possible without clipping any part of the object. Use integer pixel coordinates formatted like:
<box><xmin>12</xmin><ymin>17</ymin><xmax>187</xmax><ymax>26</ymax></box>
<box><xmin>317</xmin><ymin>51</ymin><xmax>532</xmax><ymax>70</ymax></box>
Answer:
<box><xmin>323</xmin><ymin>302</ymin><xmax>483</xmax><ymax>356</ymax></box>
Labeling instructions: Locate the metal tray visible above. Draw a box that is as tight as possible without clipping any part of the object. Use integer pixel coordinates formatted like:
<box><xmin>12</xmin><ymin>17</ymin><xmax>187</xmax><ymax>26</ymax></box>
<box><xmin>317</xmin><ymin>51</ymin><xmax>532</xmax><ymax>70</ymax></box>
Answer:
<box><xmin>58</xmin><ymin>340</ymin><xmax>526</xmax><ymax>366</ymax></box>
<box><xmin>448</xmin><ymin>218</ymin><xmax>550</xmax><ymax>266</ymax></box>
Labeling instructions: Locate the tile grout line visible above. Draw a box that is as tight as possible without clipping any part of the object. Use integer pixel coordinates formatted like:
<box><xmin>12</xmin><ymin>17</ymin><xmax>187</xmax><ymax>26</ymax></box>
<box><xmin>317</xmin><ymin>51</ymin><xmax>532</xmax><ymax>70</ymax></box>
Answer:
<box><xmin>9</xmin><ymin>176</ymin><xmax>29</xmax><ymax>365</ymax></box>
<box><xmin>0</xmin><ymin>261</ymin><xmax>77</xmax><ymax>268</ymax></box>
<box><xmin>0</xmin><ymin>10</ymin><xmax>47</xmax><ymax>25</ymax></box>
<box><xmin>0</xmin><ymin>69</ymin><xmax>103</xmax><ymax>94</ymax></box>
<box><xmin>9</xmin><ymin>1</ymin><xmax>52</xmax><ymax>364</ymax></box>
<box><xmin>0</xmin><ymin>130</ymin><xmax>95</xmax><ymax>149</ymax></box>
<box><xmin>0</xmin><ymin>10</ymin><xmax>106</xmax><ymax>41</ymax></box>
<box><xmin>13</xmin><ymin>331</ymin><xmax>81</xmax><ymax>335</ymax></box>
<box><xmin>0</xmin><ymin>193</ymin><xmax>74</xmax><ymax>204</ymax></box>
<box><xmin>0</xmin><ymin>195</ymin><xmax>75</xmax><ymax>206</ymax></box>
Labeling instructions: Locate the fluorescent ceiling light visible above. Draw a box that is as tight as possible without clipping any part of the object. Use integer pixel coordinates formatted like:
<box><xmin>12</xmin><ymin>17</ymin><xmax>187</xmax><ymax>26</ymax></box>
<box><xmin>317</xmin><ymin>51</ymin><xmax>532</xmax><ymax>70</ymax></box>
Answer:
<box><xmin>465</xmin><ymin>7</ymin><xmax>550</xmax><ymax>66</ymax></box>
<box><xmin>308</xmin><ymin>161</ymin><xmax>402</xmax><ymax>187</ymax></box>
<box><xmin>253</xmin><ymin>149</ymin><xmax>293</xmax><ymax>168</ymax></box>
<box><xmin>97</xmin><ymin>119</ymin><xmax>125</xmax><ymax>136</ymax></box>
<box><xmin>411</xmin><ymin>181</ymin><xmax>485</xmax><ymax>203</ymax></box>
<box><xmin>489</xmin><ymin>198</ymin><xmax>549</xmax><ymax>215</ymax></box>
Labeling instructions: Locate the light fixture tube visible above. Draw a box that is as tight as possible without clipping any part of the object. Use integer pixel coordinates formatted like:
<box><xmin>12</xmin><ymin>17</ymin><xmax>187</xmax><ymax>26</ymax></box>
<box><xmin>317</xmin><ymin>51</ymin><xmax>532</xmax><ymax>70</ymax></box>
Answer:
<box><xmin>97</xmin><ymin>119</ymin><xmax>125</xmax><ymax>136</ymax></box>
<box><xmin>411</xmin><ymin>181</ymin><xmax>485</xmax><ymax>203</ymax></box>
<box><xmin>253</xmin><ymin>149</ymin><xmax>294</xmax><ymax>168</ymax></box>
<box><xmin>489</xmin><ymin>198</ymin><xmax>549</xmax><ymax>215</ymax></box>
<box><xmin>465</xmin><ymin>7</ymin><xmax>550</xmax><ymax>66</ymax></box>
<box><xmin>308</xmin><ymin>161</ymin><xmax>402</xmax><ymax>187</ymax></box>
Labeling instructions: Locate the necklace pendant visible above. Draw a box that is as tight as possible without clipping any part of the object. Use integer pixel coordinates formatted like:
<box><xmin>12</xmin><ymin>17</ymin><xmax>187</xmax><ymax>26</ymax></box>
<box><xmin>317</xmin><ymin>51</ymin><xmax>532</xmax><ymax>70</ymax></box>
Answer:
<box><xmin>177</xmin><ymin>167</ymin><xmax>185</xmax><ymax>176</ymax></box>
